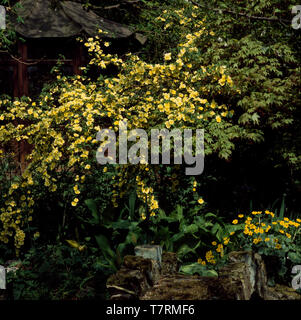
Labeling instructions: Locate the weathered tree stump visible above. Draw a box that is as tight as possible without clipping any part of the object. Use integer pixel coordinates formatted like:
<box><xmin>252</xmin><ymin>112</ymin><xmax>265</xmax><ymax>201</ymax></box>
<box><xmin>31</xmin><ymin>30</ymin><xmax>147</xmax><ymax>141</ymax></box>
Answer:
<box><xmin>106</xmin><ymin>248</ymin><xmax>301</xmax><ymax>300</ymax></box>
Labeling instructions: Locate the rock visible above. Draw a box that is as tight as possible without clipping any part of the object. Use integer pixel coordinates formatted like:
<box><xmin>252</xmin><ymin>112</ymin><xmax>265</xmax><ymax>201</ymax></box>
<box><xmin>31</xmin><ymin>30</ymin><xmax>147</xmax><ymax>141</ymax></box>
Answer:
<box><xmin>106</xmin><ymin>247</ymin><xmax>176</xmax><ymax>300</ymax></box>
<box><xmin>222</xmin><ymin>251</ymin><xmax>301</xmax><ymax>300</ymax></box>
<box><xmin>123</xmin><ymin>255</ymin><xmax>161</xmax><ymax>285</ymax></box>
<box><xmin>122</xmin><ymin>255</ymin><xmax>153</xmax><ymax>273</ymax></box>
<box><xmin>219</xmin><ymin>251</ymin><xmax>267</xmax><ymax>299</ymax></box>
<box><xmin>141</xmin><ymin>252</ymin><xmax>263</xmax><ymax>300</ymax></box>
<box><xmin>141</xmin><ymin>275</ymin><xmax>216</xmax><ymax>300</ymax></box>
<box><xmin>107</xmin><ymin>249</ymin><xmax>301</xmax><ymax>300</ymax></box>
<box><xmin>0</xmin><ymin>265</ymin><xmax>5</xmax><ymax>290</ymax></box>
<box><xmin>140</xmin><ymin>275</ymin><xmax>243</xmax><ymax>300</ymax></box>
<box><xmin>218</xmin><ymin>262</ymin><xmax>254</xmax><ymax>300</ymax></box>
<box><xmin>134</xmin><ymin>245</ymin><xmax>163</xmax><ymax>265</ymax></box>
<box><xmin>161</xmin><ymin>252</ymin><xmax>180</xmax><ymax>275</ymax></box>
<box><xmin>106</xmin><ymin>255</ymin><xmax>161</xmax><ymax>300</ymax></box>
<box><xmin>263</xmin><ymin>284</ymin><xmax>301</xmax><ymax>300</ymax></box>
<box><xmin>0</xmin><ymin>261</ymin><xmax>22</xmax><ymax>300</ymax></box>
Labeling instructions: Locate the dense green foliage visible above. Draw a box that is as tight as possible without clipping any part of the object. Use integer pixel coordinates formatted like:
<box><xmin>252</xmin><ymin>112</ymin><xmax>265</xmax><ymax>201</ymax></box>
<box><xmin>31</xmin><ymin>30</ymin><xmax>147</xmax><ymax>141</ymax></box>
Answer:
<box><xmin>136</xmin><ymin>0</ymin><xmax>301</xmax><ymax>214</ymax></box>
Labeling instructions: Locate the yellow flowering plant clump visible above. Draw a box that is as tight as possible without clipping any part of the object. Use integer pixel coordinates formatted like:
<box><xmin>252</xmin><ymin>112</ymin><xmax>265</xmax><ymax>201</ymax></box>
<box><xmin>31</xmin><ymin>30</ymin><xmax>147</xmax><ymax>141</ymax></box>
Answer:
<box><xmin>231</xmin><ymin>211</ymin><xmax>301</xmax><ymax>252</ymax></box>
<box><xmin>0</xmin><ymin>8</ymin><xmax>252</xmax><ymax>252</ymax></box>
<box><xmin>197</xmin><ymin>210</ymin><xmax>301</xmax><ymax>280</ymax></box>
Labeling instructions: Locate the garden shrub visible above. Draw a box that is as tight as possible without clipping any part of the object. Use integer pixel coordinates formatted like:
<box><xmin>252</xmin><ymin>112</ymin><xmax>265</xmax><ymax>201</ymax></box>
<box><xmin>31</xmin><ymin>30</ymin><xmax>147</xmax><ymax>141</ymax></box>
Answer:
<box><xmin>0</xmin><ymin>7</ymin><xmax>259</xmax><ymax>253</ymax></box>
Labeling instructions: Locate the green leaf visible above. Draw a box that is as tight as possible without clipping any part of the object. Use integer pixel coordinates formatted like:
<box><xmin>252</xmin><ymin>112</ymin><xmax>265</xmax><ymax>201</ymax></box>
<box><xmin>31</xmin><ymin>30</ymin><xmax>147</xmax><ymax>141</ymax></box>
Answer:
<box><xmin>204</xmin><ymin>212</ymin><xmax>217</xmax><ymax>219</ymax></box>
<box><xmin>85</xmin><ymin>199</ymin><xmax>99</xmax><ymax>223</ymax></box>
<box><xmin>95</xmin><ymin>234</ymin><xmax>115</xmax><ymax>259</ymax></box>
<box><xmin>288</xmin><ymin>252</ymin><xmax>301</xmax><ymax>264</ymax></box>
<box><xmin>170</xmin><ymin>231</ymin><xmax>184</xmax><ymax>243</ymax></box>
<box><xmin>109</xmin><ymin>219</ymin><xmax>131</xmax><ymax>230</ymax></box>
<box><xmin>180</xmin><ymin>263</ymin><xmax>218</xmax><ymax>277</ymax></box>
<box><xmin>177</xmin><ymin>244</ymin><xmax>194</xmax><ymax>258</ymax></box>
<box><xmin>183</xmin><ymin>224</ymin><xmax>198</xmax><ymax>234</ymax></box>
<box><xmin>128</xmin><ymin>191</ymin><xmax>136</xmax><ymax>219</ymax></box>
<box><xmin>212</xmin><ymin>223</ymin><xmax>224</xmax><ymax>241</ymax></box>
<box><xmin>175</xmin><ymin>205</ymin><xmax>184</xmax><ymax>221</ymax></box>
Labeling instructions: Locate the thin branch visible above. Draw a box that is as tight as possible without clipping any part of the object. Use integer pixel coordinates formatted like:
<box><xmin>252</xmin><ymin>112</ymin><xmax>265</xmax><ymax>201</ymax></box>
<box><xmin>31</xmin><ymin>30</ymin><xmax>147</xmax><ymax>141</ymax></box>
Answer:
<box><xmin>0</xmin><ymin>49</ymin><xmax>46</xmax><ymax>65</ymax></box>
<box><xmin>189</xmin><ymin>1</ymin><xmax>290</xmax><ymax>23</ymax></box>
<box><xmin>91</xmin><ymin>0</ymin><xmax>140</xmax><ymax>11</ymax></box>
<box><xmin>9</xmin><ymin>54</ymin><xmax>45</xmax><ymax>66</ymax></box>
<box><xmin>103</xmin><ymin>4</ymin><xmax>121</xmax><ymax>10</ymax></box>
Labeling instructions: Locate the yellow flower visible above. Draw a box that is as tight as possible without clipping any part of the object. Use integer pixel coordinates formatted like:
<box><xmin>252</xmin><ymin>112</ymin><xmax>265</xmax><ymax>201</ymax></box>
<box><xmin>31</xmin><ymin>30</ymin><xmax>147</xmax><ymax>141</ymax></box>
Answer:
<box><xmin>218</xmin><ymin>75</ymin><xmax>226</xmax><ymax>86</ymax></box>
<box><xmin>223</xmin><ymin>238</ymin><xmax>230</xmax><ymax>245</ymax></box>
<box><xmin>227</xmin><ymin>76</ymin><xmax>233</xmax><ymax>86</ymax></box>
<box><xmin>169</xmin><ymin>64</ymin><xmax>176</xmax><ymax>71</ymax></box>
<box><xmin>198</xmin><ymin>198</ymin><xmax>204</xmax><ymax>205</ymax></box>
<box><xmin>71</xmin><ymin>198</ymin><xmax>79</xmax><ymax>207</ymax></box>
<box><xmin>78</xmin><ymin>245</ymin><xmax>86</xmax><ymax>252</ymax></box>
<box><xmin>164</xmin><ymin>53</ymin><xmax>172</xmax><ymax>61</ymax></box>
<box><xmin>232</xmin><ymin>219</ymin><xmax>238</xmax><ymax>225</ymax></box>
<box><xmin>216</xmin><ymin>244</ymin><xmax>223</xmax><ymax>253</ymax></box>
<box><xmin>33</xmin><ymin>232</ymin><xmax>40</xmax><ymax>239</ymax></box>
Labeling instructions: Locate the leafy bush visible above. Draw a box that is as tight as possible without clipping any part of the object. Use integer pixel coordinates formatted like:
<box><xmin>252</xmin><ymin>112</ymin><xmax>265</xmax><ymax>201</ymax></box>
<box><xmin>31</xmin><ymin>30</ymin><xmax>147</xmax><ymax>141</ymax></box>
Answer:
<box><xmin>0</xmin><ymin>11</ymin><xmax>253</xmax><ymax>252</ymax></box>
<box><xmin>6</xmin><ymin>243</ymin><xmax>112</xmax><ymax>300</ymax></box>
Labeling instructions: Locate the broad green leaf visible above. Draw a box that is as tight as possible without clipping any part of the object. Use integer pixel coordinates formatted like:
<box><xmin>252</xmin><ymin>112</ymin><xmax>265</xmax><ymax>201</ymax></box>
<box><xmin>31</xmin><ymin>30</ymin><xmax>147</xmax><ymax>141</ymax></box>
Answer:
<box><xmin>85</xmin><ymin>199</ymin><xmax>99</xmax><ymax>223</ymax></box>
